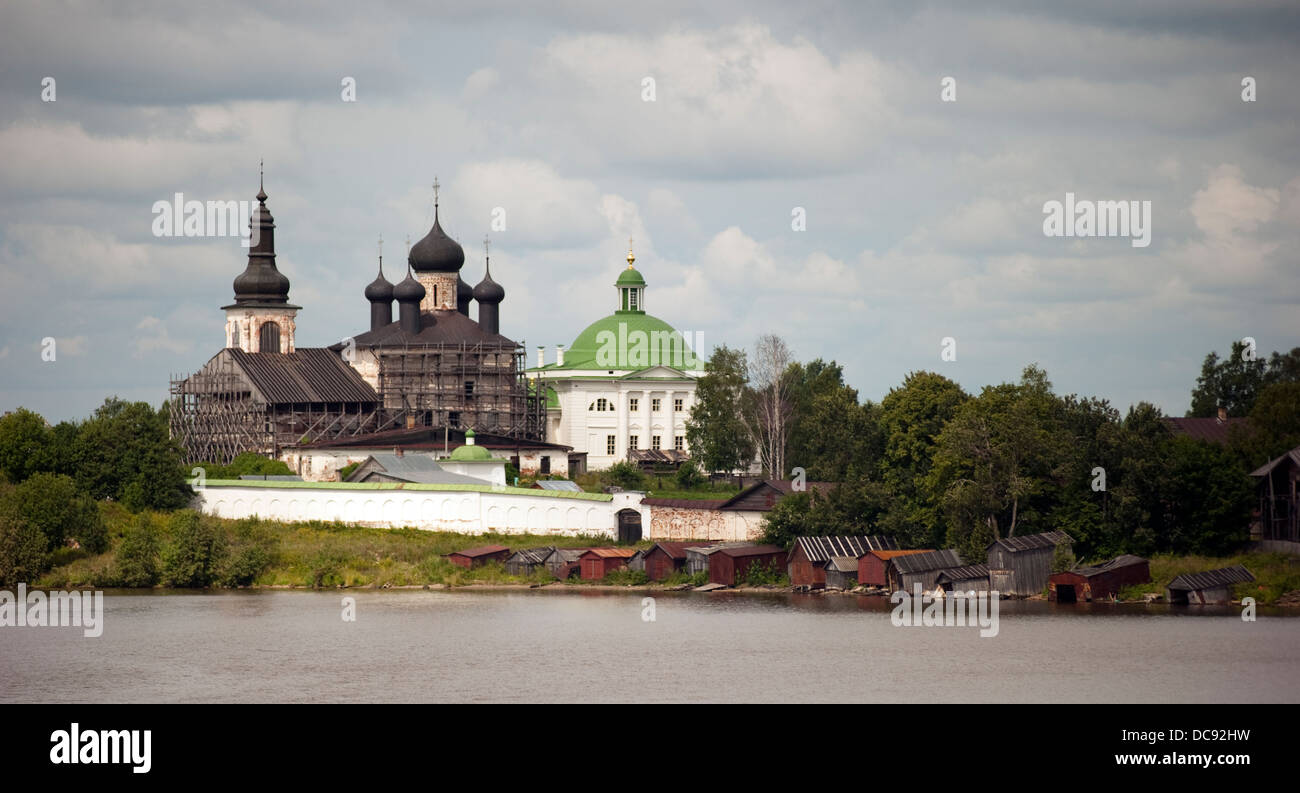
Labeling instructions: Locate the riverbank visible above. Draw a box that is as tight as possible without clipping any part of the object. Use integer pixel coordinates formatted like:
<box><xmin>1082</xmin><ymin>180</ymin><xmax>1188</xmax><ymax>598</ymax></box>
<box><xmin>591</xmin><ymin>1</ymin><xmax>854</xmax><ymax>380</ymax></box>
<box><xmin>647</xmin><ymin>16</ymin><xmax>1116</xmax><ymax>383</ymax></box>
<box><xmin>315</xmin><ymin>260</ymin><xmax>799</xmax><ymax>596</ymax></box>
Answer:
<box><xmin>33</xmin><ymin>504</ymin><xmax>1300</xmax><ymax>604</ymax></box>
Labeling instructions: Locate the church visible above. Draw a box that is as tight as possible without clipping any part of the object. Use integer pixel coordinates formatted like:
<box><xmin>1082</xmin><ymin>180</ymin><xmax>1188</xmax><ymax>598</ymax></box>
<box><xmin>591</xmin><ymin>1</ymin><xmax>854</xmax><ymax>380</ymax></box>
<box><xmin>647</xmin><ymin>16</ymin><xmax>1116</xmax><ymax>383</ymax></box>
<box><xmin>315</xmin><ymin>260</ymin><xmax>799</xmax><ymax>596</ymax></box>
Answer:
<box><xmin>170</xmin><ymin>175</ymin><xmax>703</xmax><ymax>476</ymax></box>
<box><xmin>527</xmin><ymin>244</ymin><xmax>706</xmax><ymax>470</ymax></box>
<box><xmin>170</xmin><ymin>177</ymin><xmax>545</xmax><ymax>467</ymax></box>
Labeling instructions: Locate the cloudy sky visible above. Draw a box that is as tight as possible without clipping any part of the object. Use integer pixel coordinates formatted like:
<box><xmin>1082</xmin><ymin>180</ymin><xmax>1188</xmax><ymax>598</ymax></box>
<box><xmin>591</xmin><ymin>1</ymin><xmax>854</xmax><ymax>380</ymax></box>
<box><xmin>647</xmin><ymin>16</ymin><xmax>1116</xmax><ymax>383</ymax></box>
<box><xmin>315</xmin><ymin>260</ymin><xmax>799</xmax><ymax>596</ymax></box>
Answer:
<box><xmin>1</xmin><ymin>0</ymin><xmax>1297</xmax><ymax>422</ymax></box>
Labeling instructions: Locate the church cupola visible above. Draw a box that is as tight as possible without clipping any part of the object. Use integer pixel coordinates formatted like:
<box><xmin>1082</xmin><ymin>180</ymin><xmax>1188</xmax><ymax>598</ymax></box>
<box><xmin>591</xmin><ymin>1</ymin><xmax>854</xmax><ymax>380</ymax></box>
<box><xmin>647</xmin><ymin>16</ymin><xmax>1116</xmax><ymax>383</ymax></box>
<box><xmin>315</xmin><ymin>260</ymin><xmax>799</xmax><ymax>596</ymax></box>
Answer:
<box><xmin>614</xmin><ymin>238</ymin><xmax>646</xmax><ymax>314</ymax></box>
<box><xmin>222</xmin><ymin>166</ymin><xmax>299</xmax><ymax>353</ymax></box>
<box><xmin>365</xmin><ymin>236</ymin><xmax>394</xmax><ymax>332</ymax></box>
<box><xmin>393</xmin><ymin>263</ymin><xmax>426</xmax><ymax>335</ymax></box>
<box><xmin>408</xmin><ymin>178</ymin><xmax>464</xmax><ymax>312</ymax></box>
<box><xmin>473</xmin><ymin>236</ymin><xmax>505</xmax><ymax>335</ymax></box>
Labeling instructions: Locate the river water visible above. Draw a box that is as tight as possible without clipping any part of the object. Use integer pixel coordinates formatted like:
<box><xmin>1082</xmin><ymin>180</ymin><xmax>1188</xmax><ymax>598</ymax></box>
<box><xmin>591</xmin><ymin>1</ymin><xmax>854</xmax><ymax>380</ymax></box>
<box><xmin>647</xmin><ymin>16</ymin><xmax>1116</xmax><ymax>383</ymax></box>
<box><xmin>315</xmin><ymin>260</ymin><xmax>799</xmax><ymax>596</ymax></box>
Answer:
<box><xmin>3</xmin><ymin>589</ymin><xmax>1297</xmax><ymax>703</ymax></box>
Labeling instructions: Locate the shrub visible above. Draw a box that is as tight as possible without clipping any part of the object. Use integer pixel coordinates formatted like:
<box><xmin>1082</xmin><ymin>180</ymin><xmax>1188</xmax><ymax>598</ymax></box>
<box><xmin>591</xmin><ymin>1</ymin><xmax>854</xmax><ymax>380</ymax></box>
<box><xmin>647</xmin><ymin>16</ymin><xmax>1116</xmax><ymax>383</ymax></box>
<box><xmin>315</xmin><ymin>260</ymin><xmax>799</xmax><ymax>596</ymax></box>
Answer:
<box><xmin>606</xmin><ymin>461</ymin><xmax>644</xmax><ymax>490</ymax></box>
<box><xmin>113</xmin><ymin>518</ymin><xmax>160</xmax><ymax>587</ymax></box>
<box><xmin>739</xmin><ymin>560</ymin><xmax>788</xmax><ymax>587</ymax></box>
<box><xmin>4</xmin><ymin>472</ymin><xmax>106</xmax><ymax>553</ymax></box>
<box><xmin>0</xmin><ymin>502</ymin><xmax>49</xmax><ymax>586</ymax></box>
<box><xmin>673</xmin><ymin>461</ymin><xmax>706</xmax><ymax>490</ymax></box>
<box><xmin>219</xmin><ymin>545</ymin><xmax>271</xmax><ymax>587</ymax></box>
<box><xmin>1051</xmin><ymin>544</ymin><xmax>1077</xmax><ymax>573</ymax></box>
<box><xmin>160</xmin><ymin>511</ymin><xmax>227</xmax><ymax>587</ymax></box>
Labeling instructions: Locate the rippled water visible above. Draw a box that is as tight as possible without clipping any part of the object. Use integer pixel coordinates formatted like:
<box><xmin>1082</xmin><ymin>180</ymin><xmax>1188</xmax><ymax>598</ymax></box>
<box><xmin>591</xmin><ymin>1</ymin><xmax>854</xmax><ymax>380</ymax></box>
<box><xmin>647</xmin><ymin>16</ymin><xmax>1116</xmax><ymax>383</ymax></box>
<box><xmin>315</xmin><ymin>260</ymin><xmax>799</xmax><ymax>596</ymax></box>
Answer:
<box><xmin>2</xmin><ymin>589</ymin><xmax>1297</xmax><ymax>703</ymax></box>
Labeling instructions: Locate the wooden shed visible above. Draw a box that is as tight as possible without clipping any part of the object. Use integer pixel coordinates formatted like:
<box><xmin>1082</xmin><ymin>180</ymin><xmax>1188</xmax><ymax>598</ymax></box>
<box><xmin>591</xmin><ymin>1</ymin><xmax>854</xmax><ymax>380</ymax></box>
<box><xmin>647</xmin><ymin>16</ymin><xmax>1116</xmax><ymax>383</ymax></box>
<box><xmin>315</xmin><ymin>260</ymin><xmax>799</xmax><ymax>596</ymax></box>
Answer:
<box><xmin>543</xmin><ymin>547</ymin><xmax>587</xmax><ymax>579</ymax></box>
<box><xmin>642</xmin><ymin>542</ymin><xmax>711</xmax><ymax>580</ymax></box>
<box><xmin>685</xmin><ymin>543</ymin><xmax>749</xmax><ymax>576</ymax></box>
<box><xmin>787</xmin><ymin>535</ymin><xmax>898</xmax><ymax>589</ymax></box>
<box><xmin>986</xmin><ymin>530</ymin><xmax>1073</xmax><ymax>597</ymax></box>
<box><xmin>627</xmin><ymin>549</ymin><xmax>647</xmax><ymax>572</ymax></box>
<box><xmin>859</xmin><ymin>549</ymin><xmax>933</xmax><ymax>587</ymax></box>
<box><xmin>1049</xmin><ymin>555</ymin><xmax>1150</xmax><ymax>602</ymax></box>
<box><xmin>886</xmin><ymin>549</ymin><xmax>964</xmax><ymax>592</ymax></box>
<box><xmin>936</xmin><ymin>564</ymin><xmax>990</xmax><ymax>594</ymax></box>
<box><xmin>1166</xmin><ymin>565</ymin><xmax>1255</xmax><ymax>605</ymax></box>
<box><xmin>446</xmin><ymin>545</ymin><xmax>511</xmax><ymax>569</ymax></box>
<box><xmin>505</xmin><ymin>546</ymin><xmax>555</xmax><ymax>576</ymax></box>
<box><xmin>579</xmin><ymin>547</ymin><xmax>639</xmax><ymax>580</ymax></box>
<box><xmin>823</xmin><ymin>557</ymin><xmax>860</xmax><ymax>590</ymax></box>
<box><xmin>1251</xmin><ymin>445</ymin><xmax>1300</xmax><ymax>543</ymax></box>
<box><xmin>708</xmin><ymin>545</ymin><xmax>789</xmax><ymax>587</ymax></box>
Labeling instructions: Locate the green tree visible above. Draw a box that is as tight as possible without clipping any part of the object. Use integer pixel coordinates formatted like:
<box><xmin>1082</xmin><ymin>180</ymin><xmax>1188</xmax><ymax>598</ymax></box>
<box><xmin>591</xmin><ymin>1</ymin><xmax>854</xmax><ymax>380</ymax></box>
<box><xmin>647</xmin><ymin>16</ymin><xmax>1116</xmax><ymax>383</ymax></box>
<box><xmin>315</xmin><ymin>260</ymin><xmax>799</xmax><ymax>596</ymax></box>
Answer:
<box><xmin>1228</xmin><ymin>381</ymin><xmax>1300</xmax><ymax>470</ymax></box>
<box><xmin>74</xmin><ymin>398</ymin><xmax>192</xmax><ymax>510</ymax></box>
<box><xmin>785</xmin><ymin>359</ymin><xmax>884</xmax><ymax>482</ymax></box>
<box><xmin>876</xmin><ymin>372</ymin><xmax>969</xmax><ymax>548</ymax></box>
<box><xmin>161</xmin><ymin>511</ymin><xmax>227</xmax><ymax>588</ymax></box>
<box><xmin>0</xmin><ymin>408</ymin><xmax>54</xmax><ymax>484</ymax></box>
<box><xmin>673</xmin><ymin>460</ymin><xmax>706</xmax><ymax>490</ymax></box>
<box><xmin>685</xmin><ymin>346</ymin><xmax>755</xmax><ymax>473</ymax></box>
<box><xmin>1163</xmin><ymin>436</ymin><xmax>1254</xmax><ymax>555</ymax></box>
<box><xmin>1189</xmin><ymin>342</ymin><xmax>1300</xmax><ymax>418</ymax></box>
<box><xmin>3</xmin><ymin>472</ymin><xmax>106</xmax><ymax>553</ymax></box>
<box><xmin>113</xmin><ymin>517</ymin><xmax>161</xmax><ymax>587</ymax></box>
<box><xmin>0</xmin><ymin>494</ymin><xmax>49</xmax><ymax>585</ymax></box>
<box><xmin>605</xmin><ymin>461</ymin><xmax>644</xmax><ymax>490</ymax></box>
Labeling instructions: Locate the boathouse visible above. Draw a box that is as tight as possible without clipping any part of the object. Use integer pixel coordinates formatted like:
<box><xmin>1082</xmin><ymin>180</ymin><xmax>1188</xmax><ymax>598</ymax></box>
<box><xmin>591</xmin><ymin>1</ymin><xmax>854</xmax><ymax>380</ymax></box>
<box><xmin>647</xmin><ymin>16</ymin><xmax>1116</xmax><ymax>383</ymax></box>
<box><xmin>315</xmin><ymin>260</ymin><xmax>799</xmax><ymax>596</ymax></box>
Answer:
<box><xmin>986</xmin><ymin>530</ymin><xmax>1073</xmax><ymax>597</ymax></box>
<box><xmin>1165</xmin><ymin>565</ymin><xmax>1255</xmax><ymax>605</ymax></box>
<box><xmin>936</xmin><ymin>564</ymin><xmax>991</xmax><ymax>594</ymax></box>
<box><xmin>886</xmin><ymin>549</ymin><xmax>963</xmax><ymax>592</ymax></box>
<box><xmin>787</xmin><ymin>535</ymin><xmax>898</xmax><ymax>589</ymax></box>
<box><xmin>642</xmin><ymin>542</ymin><xmax>710</xmax><ymax>580</ymax></box>
<box><xmin>446</xmin><ymin>545</ymin><xmax>511</xmax><ymax>569</ymax></box>
<box><xmin>708</xmin><ymin>545</ymin><xmax>788</xmax><ymax>587</ymax></box>
<box><xmin>579</xmin><ymin>547</ymin><xmax>638</xmax><ymax>580</ymax></box>
<box><xmin>505</xmin><ymin>546</ymin><xmax>554</xmax><ymax>576</ymax></box>
<box><xmin>859</xmin><ymin>549</ymin><xmax>932</xmax><ymax>588</ymax></box>
<box><xmin>1049</xmin><ymin>555</ymin><xmax>1150</xmax><ymax>602</ymax></box>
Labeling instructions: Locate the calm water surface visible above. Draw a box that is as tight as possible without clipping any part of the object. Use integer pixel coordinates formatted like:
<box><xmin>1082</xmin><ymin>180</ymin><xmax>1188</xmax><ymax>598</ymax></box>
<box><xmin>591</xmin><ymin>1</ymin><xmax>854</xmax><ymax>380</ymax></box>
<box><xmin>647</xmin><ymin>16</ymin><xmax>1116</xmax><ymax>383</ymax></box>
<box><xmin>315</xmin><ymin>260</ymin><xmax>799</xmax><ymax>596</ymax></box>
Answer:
<box><xmin>2</xmin><ymin>589</ymin><xmax>1297</xmax><ymax>703</ymax></box>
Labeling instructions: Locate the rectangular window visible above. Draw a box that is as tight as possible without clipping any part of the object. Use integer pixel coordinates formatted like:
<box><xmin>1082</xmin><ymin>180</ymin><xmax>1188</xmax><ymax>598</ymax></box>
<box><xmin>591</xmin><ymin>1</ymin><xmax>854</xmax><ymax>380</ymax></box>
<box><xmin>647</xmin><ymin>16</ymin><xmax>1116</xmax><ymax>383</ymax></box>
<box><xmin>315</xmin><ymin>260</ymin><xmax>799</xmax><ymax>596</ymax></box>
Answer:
<box><xmin>652</xmin><ymin>435</ymin><xmax>661</xmax><ymax>450</ymax></box>
<box><xmin>464</xmin><ymin>381</ymin><xmax>475</xmax><ymax>399</ymax></box>
<box><xmin>651</xmin><ymin>398</ymin><xmax>661</xmax><ymax>412</ymax></box>
<box><xmin>540</xmin><ymin>456</ymin><xmax>551</xmax><ymax>474</ymax></box>
<box><xmin>607</xmin><ymin>435</ymin><xmax>616</xmax><ymax>456</ymax></box>
<box><xmin>629</xmin><ymin>435</ymin><xmax>639</xmax><ymax>450</ymax></box>
<box><xmin>674</xmin><ymin>435</ymin><xmax>684</xmax><ymax>451</ymax></box>
<box><xmin>674</xmin><ymin>397</ymin><xmax>683</xmax><ymax>412</ymax></box>
<box><xmin>629</xmin><ymin>397</ymin><xmax>639</xmax><ymax>413</ymax></box>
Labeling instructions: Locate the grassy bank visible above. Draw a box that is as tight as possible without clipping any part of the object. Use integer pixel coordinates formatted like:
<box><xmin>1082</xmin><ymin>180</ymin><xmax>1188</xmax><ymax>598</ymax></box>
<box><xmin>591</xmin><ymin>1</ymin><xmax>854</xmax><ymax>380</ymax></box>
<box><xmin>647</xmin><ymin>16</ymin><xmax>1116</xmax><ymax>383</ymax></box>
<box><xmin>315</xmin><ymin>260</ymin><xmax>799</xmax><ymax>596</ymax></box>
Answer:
<box><xmin>1113</xmin><ymin>552</ymin><xmax>1300</xmax><ymax>604</ymax></box>
<box><xmin>36</xmin><ymin>503</ymin><xmax>641</xmax><ymax>590</ymax></box>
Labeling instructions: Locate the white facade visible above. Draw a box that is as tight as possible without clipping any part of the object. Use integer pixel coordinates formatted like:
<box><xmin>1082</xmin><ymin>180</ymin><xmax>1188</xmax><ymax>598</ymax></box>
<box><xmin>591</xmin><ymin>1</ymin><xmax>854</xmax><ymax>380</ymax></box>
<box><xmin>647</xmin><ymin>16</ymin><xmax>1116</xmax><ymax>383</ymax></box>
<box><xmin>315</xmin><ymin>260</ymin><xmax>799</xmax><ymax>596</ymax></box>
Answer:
<box><xmin>196</xmin><ymin>482</ymin><xmax>646</xmax><ymax>537</ymax></box>
<box><xmin>543</xmin><ymin>364</ymin><xmax>699</xmax><ymax>469</ymax></box>
<box><xmin>224</xmin><ymin>306</ymin><xmax>298</xmax><ymax>353</ymax></box>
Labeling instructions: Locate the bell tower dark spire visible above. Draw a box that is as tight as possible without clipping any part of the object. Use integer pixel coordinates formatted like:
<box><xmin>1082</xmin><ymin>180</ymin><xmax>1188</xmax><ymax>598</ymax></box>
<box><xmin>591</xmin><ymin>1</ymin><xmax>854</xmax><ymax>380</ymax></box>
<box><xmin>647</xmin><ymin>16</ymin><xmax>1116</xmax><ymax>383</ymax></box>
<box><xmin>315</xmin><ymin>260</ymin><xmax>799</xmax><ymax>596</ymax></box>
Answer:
<box><xmin>223</xmin><ymin>165</ymin><xmax>299</xmax><ymax>352</ymax></box>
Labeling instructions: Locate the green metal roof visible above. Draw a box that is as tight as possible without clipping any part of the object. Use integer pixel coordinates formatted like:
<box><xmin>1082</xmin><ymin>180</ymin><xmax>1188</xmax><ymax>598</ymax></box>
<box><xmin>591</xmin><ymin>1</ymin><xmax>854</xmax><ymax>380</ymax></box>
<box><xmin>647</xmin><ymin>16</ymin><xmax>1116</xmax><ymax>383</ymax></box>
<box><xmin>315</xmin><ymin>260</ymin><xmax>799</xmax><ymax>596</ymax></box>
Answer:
<box><xmin>448</xmin><ymin>443</ymin><xmax>494</xmax><ymax>461</ymax></box>
<box><xmin>531</xmin><ymin>312</ymin><xmax>697</xmax><ymax>371</ymax></box>
<box><xmin>615</xmin><ymin>267</ymin><xmax>646</xmax><ymax>286</ymax></box>
<box><xmin>202</xmin><ymin>479</ymin><xmax>611</xmax><ymax>501</ymax></box>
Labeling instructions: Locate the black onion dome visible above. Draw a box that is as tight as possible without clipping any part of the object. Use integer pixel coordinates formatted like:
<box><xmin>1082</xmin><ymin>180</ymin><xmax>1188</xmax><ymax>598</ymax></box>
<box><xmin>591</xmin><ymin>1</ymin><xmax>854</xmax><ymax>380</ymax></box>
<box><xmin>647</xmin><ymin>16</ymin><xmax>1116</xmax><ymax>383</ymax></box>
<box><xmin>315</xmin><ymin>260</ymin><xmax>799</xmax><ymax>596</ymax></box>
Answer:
<box><xmin>392</xmin><ymin>269</ymin><xmax>426</xmax><ymax>302</ymax></box>
<box><xmin>409</xmin><ymin>206</ymin><xmax>465</xmax><ymax>273</ymax></box>
<box><xmin>365</xmin><ymin>266</ymin><xmax>394</xmax><ymax>302</ymax></box>
<box><xmin>230</xmin><ymin>186</ymin><xmax>292</xmax><ymax>305</ymax></box>
<box><xmin>473</xmin><ymin>262</ymin><xmax>505</xmax><ymax>304</ymax></box>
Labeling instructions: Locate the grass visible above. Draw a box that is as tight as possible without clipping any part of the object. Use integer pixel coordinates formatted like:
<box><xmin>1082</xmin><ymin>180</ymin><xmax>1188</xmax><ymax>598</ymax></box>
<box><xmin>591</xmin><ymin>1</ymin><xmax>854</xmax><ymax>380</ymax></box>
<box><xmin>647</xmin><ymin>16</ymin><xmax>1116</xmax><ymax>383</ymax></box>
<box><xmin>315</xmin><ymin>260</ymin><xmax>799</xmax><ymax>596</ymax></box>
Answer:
<box><xmin>34</xmin><ymin>503</ymin><xmax>634</xmax><ymax>590</ymax></box>
<box><xmin>1108</xmin><ymin>551</ymin><xmax>1300</xmax><ymax>605</ymax></box>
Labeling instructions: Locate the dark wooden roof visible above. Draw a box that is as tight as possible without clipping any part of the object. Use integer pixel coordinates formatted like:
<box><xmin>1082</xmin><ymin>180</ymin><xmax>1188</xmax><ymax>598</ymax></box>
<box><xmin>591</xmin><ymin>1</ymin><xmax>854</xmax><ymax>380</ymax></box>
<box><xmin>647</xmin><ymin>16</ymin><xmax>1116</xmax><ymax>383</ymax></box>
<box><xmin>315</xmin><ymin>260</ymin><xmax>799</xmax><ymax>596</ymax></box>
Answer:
<box><xmin>646</xmin><ymin>541</ymin><xmax>713</xmax><ymax>559</ymax></box>
<box><xmin>718</xmin><ymin>479</ymin><xmax>836</xmax><ymax>511</ymax></box>
<box><xmin>1166</xmin><ymin>565</ymin><xmax>1255</xmax><ymax>591</ymax></box>
<box><xmin>1251</xmin><ymin>446</ymin><xmax>1300</xmax><ymax>477</ymax></box>
<box><xmin>889</xmin><ymin>549</ymin><xmax>963</xmax><ymax>574</ymax></box>
<box><xmin>937</xmin><ymin>564</ymin><xmax>990</xmax><ymax>582</ymax></box>
<box><xmin>711</xmin><ymin>544</ymin><xmax>785</xmax><ymax>559</ymax></box>
<box><xmin>226</xmin><ymin>348</ymin><xmax>379</xmax><ymax>404</ymax></box>
<box><xmin>447</xmin><ymin>545</ymin><xmax>511</xmax><ymax>558</ymax></box>
<box><xmin>1164</xmin><ymin>416</ymin><xmax>1245</xmax><ymax>445</ymax></box>
<box><xmin>339</xmin><ymin>309</ymin><xmax>517</xmax><ymax>348</ymax></box>
<box><xmin>508</xmin><ymin>547</ymin><xmax>555</xmax><ymax>564</ymax></box>
<box><xmin>988</xmin><ymin>530</ymin><xmax>1073</xmax><ymax>553</ymax></box>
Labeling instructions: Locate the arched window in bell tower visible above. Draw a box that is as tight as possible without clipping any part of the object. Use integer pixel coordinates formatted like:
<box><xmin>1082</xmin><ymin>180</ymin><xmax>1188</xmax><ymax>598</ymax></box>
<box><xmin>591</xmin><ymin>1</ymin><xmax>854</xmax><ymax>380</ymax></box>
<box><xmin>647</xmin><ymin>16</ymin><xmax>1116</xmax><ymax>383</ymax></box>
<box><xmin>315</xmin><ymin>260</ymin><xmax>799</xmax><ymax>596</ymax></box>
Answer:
<box><xmin>259</xmin><ymin>322</ymin><xmax>281</xmax><ymax>353</ymax></box>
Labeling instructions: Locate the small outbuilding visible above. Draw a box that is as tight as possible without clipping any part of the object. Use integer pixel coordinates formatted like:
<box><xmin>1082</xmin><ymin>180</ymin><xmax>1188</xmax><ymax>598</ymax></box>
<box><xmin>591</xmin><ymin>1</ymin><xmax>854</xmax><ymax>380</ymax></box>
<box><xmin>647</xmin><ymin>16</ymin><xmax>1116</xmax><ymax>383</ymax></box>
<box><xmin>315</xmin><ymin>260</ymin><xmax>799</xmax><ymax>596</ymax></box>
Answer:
<box><xmin>1049</xmin><ymin>555</ymin><xmax>1150</xmax><ymax>602</ymax></box>
<box><xmin>936</xmin><ymin>564</ymin><xmax>991</xmax><ymax>594</ymax></box>
<box><xmin>787</xmin><ymin>535</ymin><xmax>898</xmax><ymax>589</ymax></box>
<box><xmin>708</xmin><ymin>545</ymin><xmax>788</xmax><ymax>587</ymax></box>
<box><xmin>446</xmin><ymin>544</ymin><xmax>512</xmax><ymax>569</ymax></box>
<box><xmin>684</xmin><ymin>543</ymin><xmax>749</xmax><ymax>576</ymax></box>
<box><xmin>505</xmin><ymin>546</ymin><xmax>555</xmax><ymax>576</ymax></box>
<box><xmin>886</xmin><ymin>549</ymin><xmax>964</xmax><ymax>593</ymax></box>
<box><xmin>986</xmin><ymin>530</ymin><xmax>1073</xmax><ymax>597</ymax></box>
<box><xmin>543</xmin><ymin>547</ymin><xmax>587</xmax><ymax>579</ymax></box>
<box><xmin>859</xmin><ymin>549</ymin><xmax>933</xmax><ymax>588</ymax></box>
<box><xmin>642</xmin><ymin>542</ymin><xmax>711</xmax><ymax>580</ymax></box>
<box><xmin>1166</xmin><ymin>565</ymin><xmax>1255</xmax><ymax>605</ymax></box>
<box><xmin>822</xmin><ymin>557</ymin><xmax>860</xmax><ymax>590</ymax></box>
<box><xmin>579</xmin><ymin>547</ymin><xmax>639</xmax><ymax>580</ymax></box>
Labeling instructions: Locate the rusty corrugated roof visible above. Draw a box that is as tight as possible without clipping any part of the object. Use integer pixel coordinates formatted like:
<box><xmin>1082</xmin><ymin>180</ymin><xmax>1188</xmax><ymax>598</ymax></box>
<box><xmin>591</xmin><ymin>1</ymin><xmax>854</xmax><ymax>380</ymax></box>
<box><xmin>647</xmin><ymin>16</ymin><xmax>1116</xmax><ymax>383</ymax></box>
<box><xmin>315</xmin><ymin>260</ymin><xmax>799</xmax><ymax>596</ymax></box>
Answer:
<box><xmin>581</xmin><ymin>547</ymin><xmax>639</xmax><ymax>559</ymax></box>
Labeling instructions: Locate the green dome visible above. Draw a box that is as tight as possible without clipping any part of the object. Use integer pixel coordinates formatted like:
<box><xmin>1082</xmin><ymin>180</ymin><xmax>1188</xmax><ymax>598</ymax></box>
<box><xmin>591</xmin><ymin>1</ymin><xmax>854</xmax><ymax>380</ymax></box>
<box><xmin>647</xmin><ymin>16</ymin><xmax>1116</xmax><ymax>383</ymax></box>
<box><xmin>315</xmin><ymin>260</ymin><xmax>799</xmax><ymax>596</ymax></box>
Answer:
<box><xmin>615</xmin><ymin>267</ymin><xmax>646</xmax><ymax>286</ymax></box>
<box><xmin>558</xmin><ymin>312</ymin><xmax>696</xmax><ymax>370</ymax></box>
<box><xmin>448</xmin><ymin>444</ymin><xmax>493</xmax><ymax>461</ymax></box>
